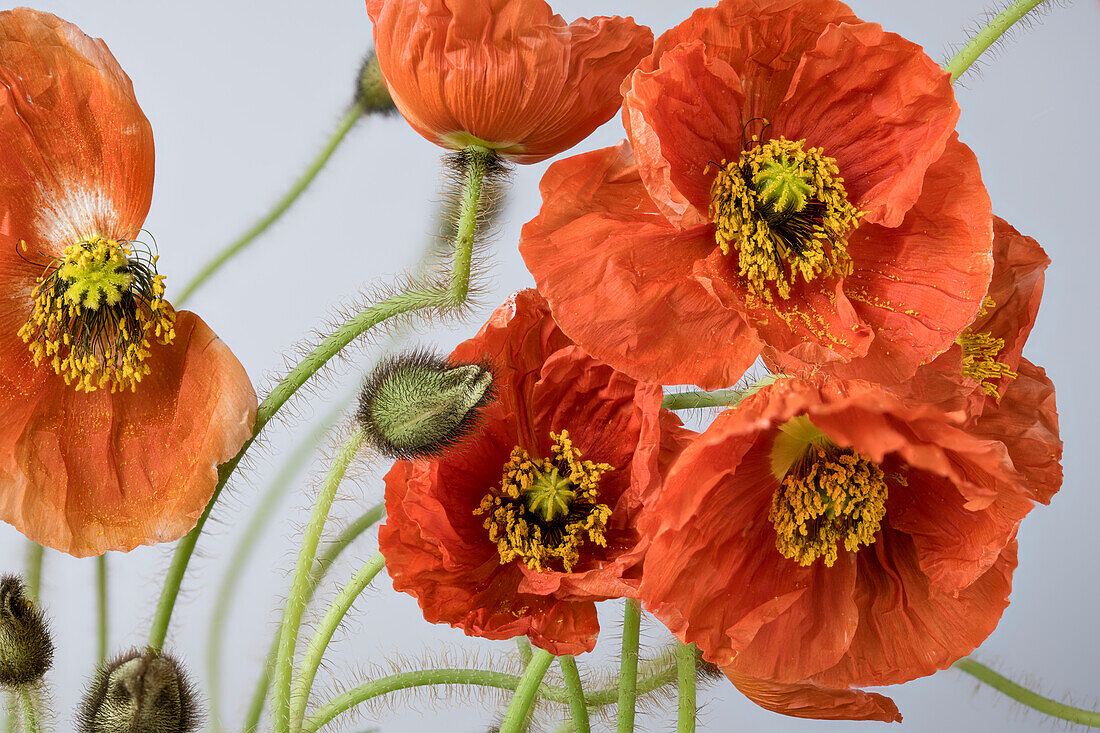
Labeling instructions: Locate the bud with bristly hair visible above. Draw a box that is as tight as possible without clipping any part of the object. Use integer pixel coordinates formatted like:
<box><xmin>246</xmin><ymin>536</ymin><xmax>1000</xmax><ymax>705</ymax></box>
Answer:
<box><xmin>0</xmin><ymin>575</ymin><xmax>53</xmax><ymax>687</ymax></box>
<box><xmin>76</xmin><ymin>648</ymin><xmax>200</xmax><ymax>733</ymax></box>
<box><xmin>357</xmin><ymin>349</ymin><xmax>495</xmax><ymax>460</ymax></box>
<box><xmin>354</xmin><ymin>50</ymin><xmax>396</xmax><ymax>115</ymax></box>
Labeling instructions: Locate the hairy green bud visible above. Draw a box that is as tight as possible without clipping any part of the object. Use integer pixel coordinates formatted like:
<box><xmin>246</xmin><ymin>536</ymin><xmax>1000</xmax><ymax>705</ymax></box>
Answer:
<box><xmin>76</xmin><ymin>648</ymin><xmax>200</xmax><ymax>733</ymax></box>
<box><xmin>0</xmin><ymin>575</ymin><xmax>53</xmax><ymax>687</ymax></box>
<box><xmin>354</xmin><ymin>50</ymin><xmax>396</xmax><ymax>115</ymax></box>
<box><xmin>357</xmin><ymin>349</ymin><xmax>495</xmax><ymax>459</ymax></box>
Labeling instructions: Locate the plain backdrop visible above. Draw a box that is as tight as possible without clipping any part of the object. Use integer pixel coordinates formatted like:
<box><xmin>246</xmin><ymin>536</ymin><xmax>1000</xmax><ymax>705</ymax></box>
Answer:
<box><xmin>0</xmin><ymin>1</ymin><xmax>1097</xmax><ymax>731</ymax></box>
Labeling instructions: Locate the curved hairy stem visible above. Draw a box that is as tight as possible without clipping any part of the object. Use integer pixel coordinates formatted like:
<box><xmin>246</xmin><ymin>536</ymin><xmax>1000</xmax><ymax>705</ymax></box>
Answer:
<box><xmin>954</xmin><ymin>658</ymin><xmax>1100</xmax><ymax>726</ymax></box>
<box><xmin>943</xmin><ymin>0</ymin><xmax>1053</xmax><ymax>81</ymax></box>
<box><xmin>147</xmin><ymin>145</ymin><xmax>494</xmax><ymax>655</ymax></box>
<box><xmin>272</xmin><ymin>429</ymin><xmax>367</xmax><ymax>733</ymax></box>
<box><xmin>558</xmin><ymin>656</ymin><xmax>590</xmax><ymax>733</ymax></box>
<box><xmin>289</xmin><ymin>552</ymin><xmax>386</xmax><ymax>732</ymax></box>
<box><xmin>662</xmin><ymin>388</ymin><xmax>748</xmax><ymax>411</ymax></box>
<box><xmin>176</xmin><ymin>106</ymin><xmax>362</xmax><ymax>306</ymax></box>
<box><xmin>499</xmin><ymin>649</ymin><xmax>555</xmax><ymax>733</ymax></box>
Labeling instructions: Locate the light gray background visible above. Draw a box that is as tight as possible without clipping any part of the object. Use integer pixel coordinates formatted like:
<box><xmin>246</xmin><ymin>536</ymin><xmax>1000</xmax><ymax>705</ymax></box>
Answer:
<box><xmin>0</xmin><ymin>1</ymin><xmax>1097</xmax><ymax>731</ymax></box>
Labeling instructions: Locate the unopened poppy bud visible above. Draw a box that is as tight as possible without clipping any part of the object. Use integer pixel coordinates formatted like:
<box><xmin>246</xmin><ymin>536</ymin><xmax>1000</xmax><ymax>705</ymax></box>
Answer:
<box><xmin>0</xmin><ymin>575</ymin><xmax>53</xmax><ymax>686</ymax></box>
<box><xmin>355</xmin><ymin>50</ymin><xmax>396</xmax><ymax>115</ymax></box>
<box><xmin>76</xmin><ymin>648</ymin><xmax>200</xmax><ymax>733</ymax></box>
<box><xmin>357</xmin><ymin>349</ymin><xmax>495</xmax><ymax>459</ymax></box>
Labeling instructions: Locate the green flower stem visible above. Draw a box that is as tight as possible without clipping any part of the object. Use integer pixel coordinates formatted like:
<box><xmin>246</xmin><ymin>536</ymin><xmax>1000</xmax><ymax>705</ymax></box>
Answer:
<box><xmin>676</xmin><ymin>643</ymin><xmax>697</xmax><ymax>732</ymax></box>
<box><xmin>300</xmin><ymin>656</ymin><xmax>680</xmax><ymax>733</ymax></box>
<box><xmin>289</xmin><ymin>552</ymin><xmax>386</xmax><ymax>733</ymax></box>
<box><xmin>96</xmin><ymin>554</ymin><xmax>108</xmax><ymax>665</ymax></box>
<box><xmin>661</xmin><ymin>388</ymin><xmax>747</xmax><ymax>411</ymax></box>
<box><xmin>18</xmin><ymin>689</ymin><xmax>39</xmax><ymax>733</ymax></box>
<box><xmin>272</xmin><ymin>428</ymin><xmax>367</xmax><ymax>733</ymax></box>
<box><xmin>616</xmin><ymin>599</ymin><xmax>642</xmax><ymax>732</ymax></box>
<box><xmin>176</xmin><ymin>106</ymin><xmax>362</xmax><ymax>307</ymax></box>
<box><xmin>558</xmin><ymin>656</ymin><xmax>591</xmax><ymax>733</ymax></box>
<box><xmin>242</xmin><ymin>502</ymin><xmax>385</xmax><ymax>733</ymax></box>
<box><xmin>23</xmin><ymin>542</ymin><xmax>43</xmax><ymax>601</ymax></box>
<box><xmin>500</xmin><ymin>649</ymin><xmax>555</xmax><ymax>733</ymax></box>
<box><xmin>206</xmin><ymin>399</ymin><xmax>348</xmax><ymax>730</ymax></box>
<box><xmin>147</xmin><ymin>144</ymin><xmax>490</xmax><ymax>656</ymax></box>
<box><xmin>942</xmin><ymin>0</ymin><xmax>1050</xmax><ymax>82</ymax></box>
<box><xmin>449</xmin><ymin>147</ymin><xmax>492</xmax><ymax>302</ymax></box>
<box><xmin>954</xmin><ymin>658</ymin><xmax>1100</xmax><ymax>726</ymax></box>
<box><xmin>516</xmin><ymin>637</ymin><xmax>533</xmax><ymax>667</ymax></box>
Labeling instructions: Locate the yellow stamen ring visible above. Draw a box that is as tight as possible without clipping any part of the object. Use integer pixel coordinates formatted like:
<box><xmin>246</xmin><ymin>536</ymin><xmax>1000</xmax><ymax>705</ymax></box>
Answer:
<box><xmin>709</xmin><ymin>136</ymin><xmax>862</xmax><ymax>302</ymax></box>
<box><xmin>18</xmin><ymin>235</ymin><xmax>176</xmax><ymax>393</ymax></box>
<box><xmin>474</xmin><ymin>430</ymin><xmax>612</xmax><ymax>573</ymax></box>
<box><xmin>957</xmin><ymin>297</ymin><xmax>1017</xmax><ymax>398</ymax></box>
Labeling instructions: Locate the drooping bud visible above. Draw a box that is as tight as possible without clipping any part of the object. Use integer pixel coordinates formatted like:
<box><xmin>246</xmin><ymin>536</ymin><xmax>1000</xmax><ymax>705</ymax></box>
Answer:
<box><xmin>354</xmin><ymin>50</ymin><xmax>396</xmax><ymax>115</ymax></box>
<box><xmin>76</xmin><ymin>648</ymin><xmax>200</xmax><ymax>733</ymax></box>
<box><xmin>357</xmin><ymin>349</ymin><xmax>495</xmax><ymax>459</ymax></box>
<box><xmin>0</xmin><ymin>575</ymin><xmax>53</xmax><ymax>687</ymax></box>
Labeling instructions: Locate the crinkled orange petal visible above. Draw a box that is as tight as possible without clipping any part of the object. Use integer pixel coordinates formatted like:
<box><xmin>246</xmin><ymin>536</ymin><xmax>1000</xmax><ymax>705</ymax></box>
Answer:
<box><xmin>0</xmin><ymin>312</ymin><xmax>256</xmax><ymax>557</ymax></box>
<box><xmin>772</xmin><ymin>22</ymin><xmax>957</xmax><ymax>227</ymax></box>
<box><xmin>0</xmin><ymin>9</ymin><xmax>154</xmax><ymax>260</ymax></box>
<box><xmin>519</xmin><ymin>142</ymin><xmax>762</xmax><ymax>390</ymax></box>
<box><xmin>816</xmin><ymin>531</ymin><xmax>1017</xmax><ymax>687</ymax></box>
<box><xmin>366</xmin><ymin>0</ymin><xmax>652</xmax><ymax>163</ymax></box>
<box><xmin>622</xmin><ymin>41</ymin><xmax>744</xmax><ymax>228</ymax></box>
<box><xmin>724</xmin><ymin>671</ymin><xmax>902</xmax><ymax>723</ymax></box>
<box><xmin>792</xmin><ymin>137</ymin><xmax>993</xmax><ymax>384</ymax></box>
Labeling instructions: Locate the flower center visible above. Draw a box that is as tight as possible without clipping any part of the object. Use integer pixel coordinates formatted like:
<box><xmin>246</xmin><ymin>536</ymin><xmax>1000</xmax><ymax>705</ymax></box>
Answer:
<box><xmin>474</xmin><ymin>430</ymin><xmax>612</xmax><ymax>573</ymax></box>
<box><xmin>957</xmin><ymin>297</ymin><xmax>1017</xmax><ymax>398</ymax></box>
<box><xmin>768</xmin><ymin>419</ymin><xmax>887</xmax><ymax>567</ymax></box>
<box><xmin>709</xmin><ymin>136</ymin><xmax>862</xmax><ymax>302</ymax></box>
<box><xmin>18</xmin><ymin>235</ymin><xmax>176</xmax><ymax>393</ymax></box>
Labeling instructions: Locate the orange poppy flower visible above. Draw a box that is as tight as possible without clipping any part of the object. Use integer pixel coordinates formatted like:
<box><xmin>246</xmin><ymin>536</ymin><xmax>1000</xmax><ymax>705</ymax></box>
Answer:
<box><xmin>521</xmin><ymin>0</ymin><xmax>993</xmax><ymax>389</ymax></box>
<box><xmin>639</xmin><ymin>374</ymin><xmax>1061</xmax><ymax>720</ymax></box>
<box><xmin>0</xmin><ymin>9</ymin><xmax>256</xmax><ymax>557</ymax></box>
<box><xmin>379</xmin><ymin>290</ymin><xmax>692</xmax><ymax>654</ymax></box>
<box><xmin>365</xmin><ymin>0</ymin><xmax>653</xmax><ymax>163</ymax></box>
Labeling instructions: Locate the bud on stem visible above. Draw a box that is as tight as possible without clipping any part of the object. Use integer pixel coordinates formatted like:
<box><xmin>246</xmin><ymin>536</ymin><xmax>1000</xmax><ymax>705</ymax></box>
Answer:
<box><xmin>76</xmin><ymin>648</ymin><xmax>200</xmax><ymax>733</ymax></box>
<box><xmin>0</xmin><ymin>575</ymin><xmax>53</xmax><ymax>688</ymax></box>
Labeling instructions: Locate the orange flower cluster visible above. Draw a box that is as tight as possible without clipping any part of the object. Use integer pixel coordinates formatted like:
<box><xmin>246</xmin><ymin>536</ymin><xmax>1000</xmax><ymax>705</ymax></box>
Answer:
<box><xmin>369</xmin><ymin>0</ymin><xmax>1063</xmax><ymax>723</ymax></box>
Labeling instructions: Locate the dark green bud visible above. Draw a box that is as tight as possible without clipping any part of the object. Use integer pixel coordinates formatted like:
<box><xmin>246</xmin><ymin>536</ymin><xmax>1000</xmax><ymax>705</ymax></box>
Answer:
<box><xmin>76</xmin><ymin>648</ymin><xmax>200</xmax><ymax>733</ymax></box>
<box><xmin>354</xmin><ymin>50</ymin><xmax>396</xmax><ymax>115</ymax></box>
<box><xmin>357</xmin><ymin>349</ymin><xmax>495</xmax><ymax>459</ymax></box>
<box><xmin>0</xmin><ymin>575</ymin><xmax>53</xmax><ymax>686</ymax></box>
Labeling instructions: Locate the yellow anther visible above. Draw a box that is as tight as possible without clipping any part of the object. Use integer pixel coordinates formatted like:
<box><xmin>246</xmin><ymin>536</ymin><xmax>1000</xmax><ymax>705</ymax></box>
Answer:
<box><xmin>769</xmin><ymin>437</ymin><xmax>888</xmax><ymax>567</ymax></box>
<box><xmin>709</xmin><ymin>135</ymin><xmax>861</xmax><ymax>302</ymax></box>
<box><xmin>18</xmin><ymin>235</ymin><xmax>175</xmax><ymax>393</ymax></box>
<box><xmin>474</xmin><ymin>430</ymin><xmax>612</xmax><ymax>573</ymax></box>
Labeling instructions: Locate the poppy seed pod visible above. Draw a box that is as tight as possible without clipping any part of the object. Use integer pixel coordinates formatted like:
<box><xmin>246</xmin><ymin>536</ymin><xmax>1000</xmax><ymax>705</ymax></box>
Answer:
<box><xmin>76</xmin><ymin>648</ymin><xmax>200</xmax><ymax>733</ymax></box>
<box><xmin>0</xmin><ymin>575</ymin><xmax>53</xmax><ymax>687</ymax></box>
<box><xmin>354</xmin><ymin>50</ymin><xmax>396</xmax><ymax>115</ymax></box>
<box><xmin>357</xmin><ymin>349</ymin><xmax>495</xmax><ymax>459</ymax></box>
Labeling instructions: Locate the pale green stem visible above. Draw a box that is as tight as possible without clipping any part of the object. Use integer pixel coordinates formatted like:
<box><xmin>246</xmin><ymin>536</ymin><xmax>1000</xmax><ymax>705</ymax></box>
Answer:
<box><xmin>272</xmin><ymin>429</ymin><xmax>367</xmax><ymax>733</ymax></box>
<box><xmin>500</xmin><ymin>649</ymin><xmax>555</xmax><ymax>733</ymax></box>
<box><xmin>677</xmin><ymin>643</ymin><xmax>697</xmax><ymax>732</ymax></box>
<box><xmin>207</xmin><ymin>399</ymin><xmax>348</xmax><ymax>730</ymax></box>
<box><xmin>299</xmin><ymin>656</ymin><xmax>680</xmax><ymax>733</ymax></box>
<box><xmin>146</xmin><ymin>145</ymin><xmax>493</xmax><ymax>655</ymax></box>
<box><xmin>96</xmin><ymin>554</ymin><xmax>108</xmax><ymax>665</ymax></box>
<box><xmin>176</xmin><ymin>106</ymin><xmax>362</xmax><ymax>306</ymax></box>
<box><xmin>18</xmin><ymin>690</ymin><xmax>39</xmax><ymax>733</ymax></box>
<box><xmin>943</xmin><ymin>0</ymin><xmax>1050</xmax><ymax>81</ymax></box>
<box><xmin>289</xmin><ymin>552</ymin><xmax>386</xmax><ymax>733</ymax></box>
<box><xmin>241</xmin><ymin>502</ymin><xmax>384</xmax><ymax>733</ymax></box>
<box><xmin>516</xmin><ymin>637</ymin><xmax>533</xmax><ymax>667</ymax></box>
<box><xmin>23</xmin><ymin>542</ymin><xmax>43</xmax><ymax>602</ymax></box>
<box><xmin>616</xmin><ymin>599</ymin><xmax>642</xmax><ymax>732</ymax></box>
<box><xmin>954</xmin><ymin>658</ymin><xmax>1100</xmax><ymax>726</ymax></box>
<box><xmin>661</xmin><ymin>388</ymin><xmax>747</xmax><ymax>411</ymax></box>
<box><xmin>558</xmin><ymin>656</ymin><xmax>590</xmax><ymax>733</ymax></box>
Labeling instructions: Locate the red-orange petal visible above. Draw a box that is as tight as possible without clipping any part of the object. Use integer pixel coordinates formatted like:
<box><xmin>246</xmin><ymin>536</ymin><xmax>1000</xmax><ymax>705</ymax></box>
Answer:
<box><xmin>366</xmin><ymin>0</ymin><xmax>652</xmax><ymax>163</ymax></box>
<box><xmin>795</xmin><ymin>137</ymin><xmax>994</xmax><ymax>384</ymax></box>
<box><xmin>0</xmin><ymin>311</ymin><xmax>256</xmax><ymax>557</ymax></box>
<box><xmin>725</xmin><ymin>671</ymin><xmax>902</xmax><ymax>723</ymax></box>
<box><xmin>520</xmin><ymin>142</ymin><xmax>762</xmax><ymax>390</ymax></box>
<box><xmin>0</xmin><ymin>9</ymin><xmax>154</xmax><ymax>261</ymax></box>
<box><xmin>772</xmin><ymin>22</ymin><xmax>958</xmax><ymax>227</ymax></box>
